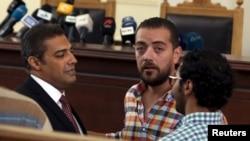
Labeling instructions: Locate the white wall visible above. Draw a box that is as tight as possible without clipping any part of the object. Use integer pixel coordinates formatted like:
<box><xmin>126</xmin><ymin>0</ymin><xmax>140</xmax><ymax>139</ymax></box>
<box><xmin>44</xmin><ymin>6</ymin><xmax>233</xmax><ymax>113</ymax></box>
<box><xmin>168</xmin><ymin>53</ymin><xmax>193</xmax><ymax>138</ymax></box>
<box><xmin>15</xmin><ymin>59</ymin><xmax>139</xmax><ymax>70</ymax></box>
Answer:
<box><xmin>0</xmin><ymin>0</ymin><xmax>249</xmax><ymax>56</ymax></box>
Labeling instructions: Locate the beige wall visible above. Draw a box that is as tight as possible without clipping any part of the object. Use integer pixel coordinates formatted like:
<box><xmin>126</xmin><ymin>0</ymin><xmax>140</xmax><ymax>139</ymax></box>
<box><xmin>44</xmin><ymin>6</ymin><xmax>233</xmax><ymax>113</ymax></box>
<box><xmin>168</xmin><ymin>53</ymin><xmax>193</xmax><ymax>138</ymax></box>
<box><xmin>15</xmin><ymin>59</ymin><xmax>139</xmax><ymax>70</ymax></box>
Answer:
<box><xmin>0</xmin><ymin>0</ymin><xmax>249</xmax><ymax>56</ymax></box>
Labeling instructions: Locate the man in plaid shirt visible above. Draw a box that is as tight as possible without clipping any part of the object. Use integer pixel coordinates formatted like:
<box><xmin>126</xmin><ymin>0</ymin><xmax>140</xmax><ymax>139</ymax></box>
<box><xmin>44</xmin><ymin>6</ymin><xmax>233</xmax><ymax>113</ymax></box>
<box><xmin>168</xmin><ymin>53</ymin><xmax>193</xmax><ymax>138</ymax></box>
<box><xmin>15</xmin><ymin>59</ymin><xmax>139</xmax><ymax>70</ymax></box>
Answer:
<box><xmin>106</xmin><ymin>17</ymin><xmax>228</xmax><ymax>141</ymax></box>
<box><xmin>106</xmin><ymin>17</ymin><xmax>183</xmax><ymax>140</ymax></box>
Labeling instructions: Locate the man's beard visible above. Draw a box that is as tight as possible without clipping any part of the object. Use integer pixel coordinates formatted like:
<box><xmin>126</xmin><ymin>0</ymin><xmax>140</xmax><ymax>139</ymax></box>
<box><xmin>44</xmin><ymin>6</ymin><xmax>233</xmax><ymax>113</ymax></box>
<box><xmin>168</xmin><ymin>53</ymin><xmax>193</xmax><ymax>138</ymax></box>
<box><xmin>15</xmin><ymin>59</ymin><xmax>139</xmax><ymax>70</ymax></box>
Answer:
<box><xmin>140</xmin><ymin>67</ymin><xmax>171</xmax><ymax>86</ymax></box>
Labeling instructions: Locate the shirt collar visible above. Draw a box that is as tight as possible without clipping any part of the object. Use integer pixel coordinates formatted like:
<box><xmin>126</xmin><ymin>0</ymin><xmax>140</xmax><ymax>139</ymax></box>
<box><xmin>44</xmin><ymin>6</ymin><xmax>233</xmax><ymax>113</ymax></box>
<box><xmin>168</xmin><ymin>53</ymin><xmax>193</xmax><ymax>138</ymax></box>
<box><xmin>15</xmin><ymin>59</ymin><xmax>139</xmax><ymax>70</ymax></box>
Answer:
<box><xmin>181</xmin><ymin>112</ymin><xmax>225</xmax><ymax>125</ymax></box>
<box><xmin>134</xmin><ymin>81</ymin><xmax>172</xmax><ymax>102</ymax></box>
<box><xmin>31</xmin><ymin>74</ymin><xmax>64</xmax><ymax>104</ymax></box>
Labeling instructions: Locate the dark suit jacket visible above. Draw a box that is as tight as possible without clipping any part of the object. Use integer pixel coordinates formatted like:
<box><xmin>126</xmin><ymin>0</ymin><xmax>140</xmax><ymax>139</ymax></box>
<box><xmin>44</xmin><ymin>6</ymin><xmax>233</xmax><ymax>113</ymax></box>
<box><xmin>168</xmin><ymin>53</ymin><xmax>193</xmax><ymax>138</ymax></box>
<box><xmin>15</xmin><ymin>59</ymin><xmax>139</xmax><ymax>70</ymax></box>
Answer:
<box><xmin>15</xmin><ymin>76</ymin><xmax>87</xmax><ymax>134</ymax></box>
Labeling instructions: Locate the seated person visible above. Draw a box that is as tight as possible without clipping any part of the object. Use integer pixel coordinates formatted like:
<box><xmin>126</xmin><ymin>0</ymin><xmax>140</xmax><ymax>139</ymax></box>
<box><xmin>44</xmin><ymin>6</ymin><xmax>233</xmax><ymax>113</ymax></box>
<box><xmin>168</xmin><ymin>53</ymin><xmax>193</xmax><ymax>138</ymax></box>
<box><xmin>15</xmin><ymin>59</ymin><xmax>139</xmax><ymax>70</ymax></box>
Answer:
<box><xmin>0</xmin><ymin>86</ymin><xmax>52</xmax><ymax>131</ymax></box>
<box><xmin>159</xmin><ymin>49</ymin><xmax>234</xmax><ymax>140</ymax></box>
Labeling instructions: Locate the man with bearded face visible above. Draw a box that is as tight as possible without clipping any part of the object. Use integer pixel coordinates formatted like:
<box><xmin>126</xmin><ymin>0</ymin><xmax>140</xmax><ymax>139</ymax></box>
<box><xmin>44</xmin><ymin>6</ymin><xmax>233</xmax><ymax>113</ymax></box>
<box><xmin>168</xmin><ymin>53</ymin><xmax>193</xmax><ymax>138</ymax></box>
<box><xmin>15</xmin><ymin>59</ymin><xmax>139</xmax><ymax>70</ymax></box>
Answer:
<box><xmin>106</xmin><ymin>17</ymin><xmax>229</xmax><ymax>141</ymax></box>
<box><xmin>106</xmin><ymin>17</ymin><xmax>183</xmax><ymax>141</ymax></box>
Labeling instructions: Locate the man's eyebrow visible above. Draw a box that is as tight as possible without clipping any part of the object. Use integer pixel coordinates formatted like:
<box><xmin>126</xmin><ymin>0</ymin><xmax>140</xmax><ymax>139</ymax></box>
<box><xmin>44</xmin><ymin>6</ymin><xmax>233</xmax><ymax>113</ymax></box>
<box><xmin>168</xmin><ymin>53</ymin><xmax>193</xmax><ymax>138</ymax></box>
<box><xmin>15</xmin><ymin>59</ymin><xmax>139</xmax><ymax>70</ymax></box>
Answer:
<box><xmin>135</xmin><ymin>41</ymin><xmax>146</xmax><ymax>45</ymax></box>
<box><xmin>54</xmin><ymin>46</ymin><xmax>73</xmax><ymax>53</ymax></box>
<box><xmin>54</xmin><ymin>48</ymin><xmax>67</xmax><ymax>55</ymax></box>
<box><xmin>152</xmin><ymin>41</ymin><xmax>166</xmax><ymax>45</ymax></box>
<box><xmin>135</xmin><ymin>41</ymin><xmax>165</xmax><ymax>45</ymax></box>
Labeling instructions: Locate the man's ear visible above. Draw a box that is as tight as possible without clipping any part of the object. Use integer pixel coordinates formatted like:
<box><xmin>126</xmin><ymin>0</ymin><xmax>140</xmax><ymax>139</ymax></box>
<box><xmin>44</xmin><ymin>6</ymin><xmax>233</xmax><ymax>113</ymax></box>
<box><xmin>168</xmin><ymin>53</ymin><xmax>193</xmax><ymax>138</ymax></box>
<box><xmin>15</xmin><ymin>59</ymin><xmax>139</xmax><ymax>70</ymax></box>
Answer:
<box><xmin>28</xmin><ymin>56</ymin><xmax>41</xmax><ymax>71</ymax></box>
<box><xmin>173</xmin><ymin>46</ymin><xmax>182</xmax><ymax>65</ymax></box>
<box><xmin>184</xmin><ymin>79</ymin><xmax>193</xmax><ymax>96</ymax></box>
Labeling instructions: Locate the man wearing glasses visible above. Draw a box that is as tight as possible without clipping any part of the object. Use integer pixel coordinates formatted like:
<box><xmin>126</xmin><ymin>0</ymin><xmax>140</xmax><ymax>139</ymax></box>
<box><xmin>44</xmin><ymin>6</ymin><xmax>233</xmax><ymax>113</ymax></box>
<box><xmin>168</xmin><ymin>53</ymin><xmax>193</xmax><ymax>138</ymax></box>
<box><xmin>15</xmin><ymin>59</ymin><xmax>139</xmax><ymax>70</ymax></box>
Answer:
<box><xmin>159</xmin><ymin>49</ymin><xmax>234</xmax><ymax>141</ymax></box>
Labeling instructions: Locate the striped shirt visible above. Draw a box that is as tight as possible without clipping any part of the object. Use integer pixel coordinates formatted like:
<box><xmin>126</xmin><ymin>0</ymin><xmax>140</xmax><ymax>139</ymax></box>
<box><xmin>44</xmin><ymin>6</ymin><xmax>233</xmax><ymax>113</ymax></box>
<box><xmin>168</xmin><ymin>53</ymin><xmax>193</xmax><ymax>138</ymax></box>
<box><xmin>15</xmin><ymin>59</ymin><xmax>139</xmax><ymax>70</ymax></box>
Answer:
<box><xmin>159</xmin><ymin>112</ymin><xmax>227</xmax><ymax>141</ymax></box>
<box><xmin>107</xmin><ymin>81</ymin><xmax>184</xmax><ymax>141</ymax></box>
<box><xmin>0</xmin><ymin>86</ymin><xmax>52</xmax><ymax>131</ymax></box>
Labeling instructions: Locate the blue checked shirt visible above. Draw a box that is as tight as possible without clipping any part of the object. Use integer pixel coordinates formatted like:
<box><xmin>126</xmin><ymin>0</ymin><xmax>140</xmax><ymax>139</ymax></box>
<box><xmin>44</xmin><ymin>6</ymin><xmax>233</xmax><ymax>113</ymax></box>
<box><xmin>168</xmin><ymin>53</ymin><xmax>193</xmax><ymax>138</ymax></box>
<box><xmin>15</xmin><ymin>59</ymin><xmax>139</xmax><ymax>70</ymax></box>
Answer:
<box><xmin>159</xmin><ymin>112</ymin><xmax>227</xmax><ymax>141</ymax></box>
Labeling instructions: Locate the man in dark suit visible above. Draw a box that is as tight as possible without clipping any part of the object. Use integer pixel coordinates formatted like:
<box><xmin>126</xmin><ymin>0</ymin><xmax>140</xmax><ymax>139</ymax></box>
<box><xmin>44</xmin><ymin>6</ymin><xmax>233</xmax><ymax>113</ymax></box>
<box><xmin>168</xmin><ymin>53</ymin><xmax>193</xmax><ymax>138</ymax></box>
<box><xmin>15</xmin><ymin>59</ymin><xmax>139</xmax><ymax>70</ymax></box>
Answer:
<box><xmin>15</xmin><ymin>23</ymin><xmax>87</xmax><ymax>135</ymax></box>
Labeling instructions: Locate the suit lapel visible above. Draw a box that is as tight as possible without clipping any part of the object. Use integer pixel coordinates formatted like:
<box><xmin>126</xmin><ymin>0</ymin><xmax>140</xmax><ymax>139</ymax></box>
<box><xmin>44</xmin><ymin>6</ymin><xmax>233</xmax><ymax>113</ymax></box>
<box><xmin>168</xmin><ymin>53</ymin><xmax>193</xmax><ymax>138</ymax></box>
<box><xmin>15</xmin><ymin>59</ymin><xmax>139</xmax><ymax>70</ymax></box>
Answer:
<box><xmin>27</xmin><ymin>77</ymin><xmax>77</xmax><ymax>132</ymax></box>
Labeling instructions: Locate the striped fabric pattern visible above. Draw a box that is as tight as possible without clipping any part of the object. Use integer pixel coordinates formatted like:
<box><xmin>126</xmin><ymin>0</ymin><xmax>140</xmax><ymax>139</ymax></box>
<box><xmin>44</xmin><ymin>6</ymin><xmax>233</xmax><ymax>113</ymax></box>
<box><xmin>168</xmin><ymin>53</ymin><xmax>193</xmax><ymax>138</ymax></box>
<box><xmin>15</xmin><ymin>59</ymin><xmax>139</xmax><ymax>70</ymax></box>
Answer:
<box><xmin>0</xmin><ymin>86</ymin><xmax>52</xmax><ymax>131</ymax></box>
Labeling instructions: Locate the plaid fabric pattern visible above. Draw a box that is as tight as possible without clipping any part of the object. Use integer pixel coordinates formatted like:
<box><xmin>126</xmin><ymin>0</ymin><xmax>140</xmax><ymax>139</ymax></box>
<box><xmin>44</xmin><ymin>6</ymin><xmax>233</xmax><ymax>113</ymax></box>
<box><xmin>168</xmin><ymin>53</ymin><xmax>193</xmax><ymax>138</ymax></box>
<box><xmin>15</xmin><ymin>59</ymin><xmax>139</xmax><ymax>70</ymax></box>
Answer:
<box><xmin>159</xmin><ymin>112</ymin><xmax>227</xmax><ymax>141</ymax></box>
<box><xmin>113</xmin><ymin>81</ymin><xmax>183</xmax><ymax>141</ymax></box>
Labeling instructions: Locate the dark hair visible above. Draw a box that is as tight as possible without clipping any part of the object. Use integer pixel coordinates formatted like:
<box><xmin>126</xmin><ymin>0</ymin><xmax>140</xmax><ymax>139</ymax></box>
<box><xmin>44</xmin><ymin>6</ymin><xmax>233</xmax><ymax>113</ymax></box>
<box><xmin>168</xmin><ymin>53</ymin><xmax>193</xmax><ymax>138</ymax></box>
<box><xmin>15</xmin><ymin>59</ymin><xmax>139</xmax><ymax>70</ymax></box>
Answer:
<box><xmin>135</xmin><ymin>17</ymin><xmax>179</xmax><ymax>48</ymax></box>
<box><xmin>179</xmin><ymin>49</ymin><xmax>234</xmax><ymax>111</ymax></box>
<box><xmin>21</xmin><ymin>23</ymin><xmax>65</xmax><ymax>70</ymax></box>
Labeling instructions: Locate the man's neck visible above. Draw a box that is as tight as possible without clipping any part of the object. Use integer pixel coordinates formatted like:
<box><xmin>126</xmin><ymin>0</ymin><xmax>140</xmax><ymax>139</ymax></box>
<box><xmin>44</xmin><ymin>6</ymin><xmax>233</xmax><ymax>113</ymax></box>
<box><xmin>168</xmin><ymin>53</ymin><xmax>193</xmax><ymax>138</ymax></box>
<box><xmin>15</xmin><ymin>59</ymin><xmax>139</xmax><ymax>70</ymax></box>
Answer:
<box><xmin>185</xmin><ymin>95</ymin><xmax>210</xmax><ymax>115</ymax></box>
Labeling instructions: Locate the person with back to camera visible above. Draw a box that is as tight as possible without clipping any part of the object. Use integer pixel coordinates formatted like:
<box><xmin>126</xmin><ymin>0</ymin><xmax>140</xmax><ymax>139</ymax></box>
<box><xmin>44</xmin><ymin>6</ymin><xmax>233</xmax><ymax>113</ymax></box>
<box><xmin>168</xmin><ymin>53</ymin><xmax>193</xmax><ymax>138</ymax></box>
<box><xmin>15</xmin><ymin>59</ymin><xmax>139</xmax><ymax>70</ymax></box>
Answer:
<box><xmin>15</xmin><ymin>23</ymin><xmax>87</xmax><ymax>135</ymax></box>
<box><xmin>159</xmin><ymin>49</ymin><xmax>234</xmax><ymax>141</ymax></box>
